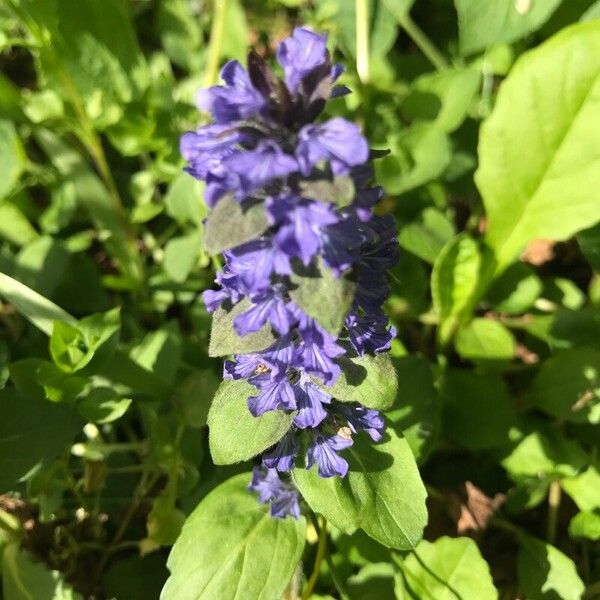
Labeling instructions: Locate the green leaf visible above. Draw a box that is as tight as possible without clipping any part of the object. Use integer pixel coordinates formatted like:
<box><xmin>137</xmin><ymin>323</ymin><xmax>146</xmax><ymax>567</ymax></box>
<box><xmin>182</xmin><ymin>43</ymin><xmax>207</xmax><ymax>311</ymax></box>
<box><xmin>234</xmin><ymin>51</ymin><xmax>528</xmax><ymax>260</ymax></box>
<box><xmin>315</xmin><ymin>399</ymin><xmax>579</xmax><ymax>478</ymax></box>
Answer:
<box><xmin>322</xmin><ymin>353</ymin><xmax>398</xmax><ymax>410</ymax></box>
<box><xmin>0</xmin><ymin>388</ymin><xmax>82</xmax><ymax>493</ymax></box>
<box><xmin>2</xmin><ymin>543</ymin><xmax>83</xmax><ymax>600</ymax></box>
<box><xmin>569</xmin><ymin>510</ymin><xmax>600</xmax><ymax>540</ymax></box>
<box><xmin>219</xmin><ymin>0</ymin><xmax>249</xmax><ymax>62</ymax></box>
<box><xmin>376</xmin><ymin>124</ymin><xmax>451</xmax><ymax>195</ymax></box>
<box><xmin>164</xmin><ymin>172</ymin><xmax>207</xmax><ymax>227</ymax></box>
<box><xmin>431</xmin><ymin>234</ymin><xmax>482</xmax><ymax>343</ymax></box>
<box><xmin>477</xmin><ymin>21</ymin><xmax>600</xmax><ymax>271</ymax></box>
<box><xmin>582</xmin><ymin>0</ymin><xmax>600</xmax><ymax>21</ymax></box>
<box><xmin>145</xmin><ymin>494</ymin><xmax>186</xmax><ymax>547</ymax></box>
<box><xmin>454</xmin><ymin>318</ymin><xmax>516</xmax><ymax>361</ymax></box>
<box><xmin>398</xmin><ymin>207</ymin><xmax>455</xmax><ymax>264</ymax></box>
<box><xmin>486</xmin><ymin>262</ymin><xmax>542</xmax><ymax>314</ymax></box>
<box><xmin>163</xmin><ymin>232</ymin><xmax>202</xmax><ymax>283</ymax></box>
<box><xmin>0</xmin><ymin>119</ymin><xmax>25</xmax><ymax>200</ymax></box>
<box><xmin>387</xmin><ymin>356</ymin><xmax>440</xmax><ymax>462</ymax></box>
<box><xmin>517</xmin><ymin>534</ymin><xmax>585</xmax><ymax>600</ymax></box>
<box><xmin>77</xmin><ymin>387</ymin><xmax>132</xmax><ymax>424</ymax></box>
<box><xmin>172</xmin><ymin>369</ymin><xmax>220</xmax><ymax>429</ymax></box>
<box><xmin>561</xmin><ymin>466</ymin><xmax>600</xmax><ymax>511</ymax></box>
<box><xmin>347</xmin><ymin>563</ymin><xmax>396</xmax><ymax>600</ymax></box>
<box><xmin>527</xmin><ymin>347</ymin><xmax>600</xmax><ymax>423</ymax></box>
<box><xmin>203</xmin><ymin>195</ymin><xmax>268</xmax><ymax>255</ymax></box>
<box><xmin>289</xmin><ymin>259</ymin><xmax>356</xmax><ymax>335</ymax></box>
<box><xmin>157</xmin><ymin>0</ymin><xmax>203</xmax><ymax>71</ymax></box>
<box><xmin>208</xmin><ymin>299</ymin><xmax>276</xmax><ymax>358</ymax></box>
<box><xmin>162</xmin><ymin>473</ymin><xmax>306</xmax><ymax>600</ymax></box>
<box><xmin>501</xmin><ymin>430</ymin><xmax>587</xmax><ymax>481</ymax></box>
<box><xmin>399</xmin><ymin>536</ymin><xmax>497</xmax><ymax>600</ymax></box>
<box><xmin>441</xmin><ymin>370</ymin><xmax>517</xmax><ymax>450</ymax></box>
<box><xmin>577</xmin><ymin>222</ymin><xmax>600</xmax><ymax>270</ymax></box>
<box><xmin>208</xmin><ymin>379</ymin><xmax>294</xmax><ymax>465</ymax></box>
<box><xmin>294</xmin><ymin>428</ymin><xmax>427</xmax><ymax>549</ymax></box>
<box><xmin>0</xmin><ymin>204</ymin><xmax>38</xmax><ymax>247</ymax></box>
<box><xmin>455</xmin><ymin>0</ymin><xmax>563</xmax><ymax>55</ymax></box>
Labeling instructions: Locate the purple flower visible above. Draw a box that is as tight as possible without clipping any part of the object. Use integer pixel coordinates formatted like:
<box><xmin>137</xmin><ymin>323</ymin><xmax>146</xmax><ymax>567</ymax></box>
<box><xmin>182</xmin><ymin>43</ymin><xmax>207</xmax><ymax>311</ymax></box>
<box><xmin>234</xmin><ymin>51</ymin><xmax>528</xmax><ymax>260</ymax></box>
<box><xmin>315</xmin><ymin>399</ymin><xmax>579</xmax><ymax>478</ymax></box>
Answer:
<box><xmin>306</xmin><ymin>433</ymin><xmax>353</xmax><ymax>477</ymax></box>
<box><xmin>335</xmin><ymin>404</ymin><xmax>385</xmax><ymax>442</ymax></box>
<box><xmin>248</xmin><ymin>372</ymin><xmax>296</xmax><ymax>416</ymax></box>
<box><xmin>345</xmin><ymin>312</ymin><xmax>396</xmax><ymax>355</ymax></box>
<box><xmin>263</xmin><ymin>431</ymin><xmax>298</xmax><ymax>472</ymax></box>
<box><xmin>296</xmin><ymin>320</ymin><xmax>345</xmax><ymax>384</ymax></box>
<box><xmin>296</xmin><ymin>118</ymin><xmax>369</xmax><ymax>176</ymax></box>
<box><xmin>197</xmin><ymin>60</ymin><xmax>265</xmax><ymax>123</ymax></box>
<box><xmin>234</xmin><ymin>288</ymin><xmax>293</xmax><ymax>336</ymax></box>
<box><xmin>248</xmin><ymin>467</ymin><xmax>300</xmax><ymax>518</ymax></box>
<box><xmin>225</xmin><ymin>141</ymin><xmax>298</xmax><ymax>196</ymax></box>
<box><xmin>224</xmin><ymin>353</ymin><xmax>264</xmax><ymax>380</ymax></box>
<box><xmin>292</xmin><ymin>372</ymin><xmax>331</xmax><ymax>429</ymax></box>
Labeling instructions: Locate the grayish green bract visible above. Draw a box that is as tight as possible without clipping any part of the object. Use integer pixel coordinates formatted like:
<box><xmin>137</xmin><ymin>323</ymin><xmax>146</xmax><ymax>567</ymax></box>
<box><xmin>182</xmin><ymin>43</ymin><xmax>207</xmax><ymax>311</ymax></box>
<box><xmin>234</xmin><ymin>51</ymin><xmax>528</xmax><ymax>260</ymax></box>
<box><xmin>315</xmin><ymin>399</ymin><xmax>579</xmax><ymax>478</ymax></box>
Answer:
<box><xmin>477</xmin><ymin>20</ymin><xmax>600</xmax><ymax>272</ymax></box>
<box><xmin>322</xmin><ymin>353</ymin><xmax>398</xmax><ymax>410</ymax></box>
<box><xmin>398</xmin><ymin>536</ymin><xmax>497</xmax><ymax>600</ymax></box>
<box><xmin>203</xmin><ymin>194</ymin><xmax>269</xmax><ymax>255</ymax></box>
<box><xmin>208</xmin><ymin>298</ymin><xmax>276</xmax><ymax>357</ymax></box>
<box><xmin>294</xmin><ymin>428</ymin><xmax>427</xmax><ymax>549</ymax></box>
<box><xmin>288</xmin><ymin>259</ymin><xmax>356</xmax><ymax>335</ymax></box>
<box><xmin>161</xmin><ymin>473</ymin><xmax>306</xmax><ymax>600</ymax></box>
<box><xmin>207</xmin><ymin>379</ymin><xmax>294</xmax><ymax>465</ymax></box>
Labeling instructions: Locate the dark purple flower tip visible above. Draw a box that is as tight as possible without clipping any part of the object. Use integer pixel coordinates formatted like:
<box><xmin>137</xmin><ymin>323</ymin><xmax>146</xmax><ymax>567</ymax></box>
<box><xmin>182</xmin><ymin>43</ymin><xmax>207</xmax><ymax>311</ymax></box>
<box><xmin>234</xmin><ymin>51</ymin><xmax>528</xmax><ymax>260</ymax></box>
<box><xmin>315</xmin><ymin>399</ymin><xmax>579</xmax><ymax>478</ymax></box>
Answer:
<box><xmin>335</xmin><ymin>404</ymin><xmax>385</xmax><ymax>442</ymax></box>
<box><xmin>306</xmin><ymin>433</ymin><xmax>353</xmax><ymax>478</ymax></box>
<box><xmin>196</xmin><ymin>60</ymin><xmax>265</xmax><ymax>123</ymax></box>
<box><xmin>292</xmin><ymin>372</ymin><xmax>331</xmax><ymax>429</ymax></box>
<box><xmin>262</xmin><ymin>431</ymin><xmax>298</xmax><ymax>472</ymax></box>
<box><xmin>227</xmin><ymin>239</ymin><xmax>292</xmax><ymax>290</ymax></box>
<box><xmin>248</xmin><ymin>467</ymin><xmax>300</xmax><ymax>518</ymax></box>
<box><xmin>248</xmin><ymin>372</ymin><xmax>296</xmax><ymax>417</ymax></box>
<box><xmin>296</xmin><ymin>118</ymin><xmax>369</xmax><ymax>176</ymax></box>
<box><xmin>276</xmin><ymin>27</ymin><xmax>329</xmax><ymax>93</ymax></box>
<box><xmin>345</xmin><ymin>312</ymin><xmax>396</xmax><ymax>355</ymax></box>
<box><xmin>234</xmin><ymin>288</ymin><xmax>293</xmax><ymax>336</ymax></box>
<box><xmin>225</xmin><ymin>141</ymin><xmax>298</xmax><ymax>197</ymax></box>
<box><xmin>296</xmin><ymin>321</ymin><xmax>345</xmax><ymax>384</ymax></box>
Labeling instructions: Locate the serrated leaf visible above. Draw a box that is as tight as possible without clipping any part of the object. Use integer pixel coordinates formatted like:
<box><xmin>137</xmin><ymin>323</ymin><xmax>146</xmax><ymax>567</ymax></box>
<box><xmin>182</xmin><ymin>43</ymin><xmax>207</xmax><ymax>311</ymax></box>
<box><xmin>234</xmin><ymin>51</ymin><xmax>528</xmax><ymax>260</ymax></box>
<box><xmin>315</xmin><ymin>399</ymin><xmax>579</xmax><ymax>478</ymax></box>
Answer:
<box><xmin>289</xmin><ymin>259</ymin><xmax>356</xmax><ymax>335</ymax></box>
<box><xmin>161</xmin><ymin>474</ymin><xmax>306</xmax><ymax>600</ymax></box>
<box><xmin>208</xmin><ymin>379</ymin><xmax>294</xmax><ymax>465</ymax></box>
<box><xmin>208</xmin><ymin>299</ymin><xmax>276</xmax><ymax>357</ymax></box>
<box><xmin>203</xmin><ymin>195</ymin><xmax>268</xmax><ymax>255</ymax></box>
<box><xmin>477</xmin><ymin>21</ymin><xmax>600</xmax><ymax>271</ymax></box>
<box><xmin>322</xmin><ymin>353</ymin><xmax>398</xmax><ymax>410</ymax></box>
<box><xmin>294</xmin><ymin>428</ymin><xmax>427</xmax><ymax>549</ymax></box>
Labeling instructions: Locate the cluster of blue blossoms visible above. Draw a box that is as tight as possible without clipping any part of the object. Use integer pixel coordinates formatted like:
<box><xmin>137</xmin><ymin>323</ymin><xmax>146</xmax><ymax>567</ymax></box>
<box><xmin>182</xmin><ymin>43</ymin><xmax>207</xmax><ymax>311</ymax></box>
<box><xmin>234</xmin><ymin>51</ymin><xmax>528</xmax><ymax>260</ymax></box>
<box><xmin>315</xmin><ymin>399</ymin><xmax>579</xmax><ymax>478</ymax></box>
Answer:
<box><xmin>182</xmin><ymin>28</ymin><xmax>398</xmax><ymax>518</ymax></box>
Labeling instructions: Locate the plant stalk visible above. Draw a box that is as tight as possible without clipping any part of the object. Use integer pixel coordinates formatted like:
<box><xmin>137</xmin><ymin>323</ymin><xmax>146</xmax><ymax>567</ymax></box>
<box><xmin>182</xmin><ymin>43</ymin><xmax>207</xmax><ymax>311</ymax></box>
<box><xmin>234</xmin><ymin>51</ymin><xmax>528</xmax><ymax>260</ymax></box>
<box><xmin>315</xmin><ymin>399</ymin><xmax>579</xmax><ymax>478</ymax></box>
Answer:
<box><xmin>355</xmin><ymin>0</ymin><xmax>370</xmax><ymax>83</ymax></box>
<box><xmin>205</xmin><ymin>0</ymin><xmax>231</xmax><ymax>87</ymax></box>
<box><xmin>546</xmin><ymin>480</ymin><xmax>561</xmax><ymax>544</ymax></box>
<box><xmin>301</xmin><ymin>515</ymin><xmax>328</xmax><ymax>600</ymax></box>
<box><xmin>398</xmin><ymin>13</ymin><xmax>448</xmax><ymax>71</ymax></box>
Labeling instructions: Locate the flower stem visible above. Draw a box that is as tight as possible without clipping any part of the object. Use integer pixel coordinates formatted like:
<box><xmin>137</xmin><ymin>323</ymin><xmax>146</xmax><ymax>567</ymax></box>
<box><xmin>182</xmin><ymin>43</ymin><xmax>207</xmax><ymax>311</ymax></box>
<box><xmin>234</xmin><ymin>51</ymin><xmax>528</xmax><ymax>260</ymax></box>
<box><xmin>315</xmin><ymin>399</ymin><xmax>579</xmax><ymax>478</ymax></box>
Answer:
<box><xmin>205</xmin><ymin>0</ymin><xmax>231</xmax><ymax>87</ymax></box>
<box><xmin>397</xmin><ymin>13</ymin><xmax>449</xmax><ymax>71</ymax></box>
<box><xmin>547</xmin><ymin>480</ymin><xmax>561</xmax><ymax>544</ymax></box>
<box><xmin>301</xmin><ymin>515</ymin><xmax>328</xmax><ymax>600</ymax></box>
<box><xmin>355</xmin><ymin>0</ymin><xmax>370</xmax><ymax>83</ymax></box>
<box><xmin>325</xmin><ymin>552</ymin><xmax>351</xmax><ymax>600</ymax></box>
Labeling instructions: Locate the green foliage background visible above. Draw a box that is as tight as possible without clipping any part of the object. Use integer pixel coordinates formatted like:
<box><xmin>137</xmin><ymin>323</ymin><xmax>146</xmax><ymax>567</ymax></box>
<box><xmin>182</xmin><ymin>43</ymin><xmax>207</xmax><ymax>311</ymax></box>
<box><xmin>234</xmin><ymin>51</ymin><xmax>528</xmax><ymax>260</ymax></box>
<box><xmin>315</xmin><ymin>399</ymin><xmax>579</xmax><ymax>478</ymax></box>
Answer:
<box><xmin>0</xmin><ymin>0</ymin><xmax>599</xmax><ymax>598</ymax></box>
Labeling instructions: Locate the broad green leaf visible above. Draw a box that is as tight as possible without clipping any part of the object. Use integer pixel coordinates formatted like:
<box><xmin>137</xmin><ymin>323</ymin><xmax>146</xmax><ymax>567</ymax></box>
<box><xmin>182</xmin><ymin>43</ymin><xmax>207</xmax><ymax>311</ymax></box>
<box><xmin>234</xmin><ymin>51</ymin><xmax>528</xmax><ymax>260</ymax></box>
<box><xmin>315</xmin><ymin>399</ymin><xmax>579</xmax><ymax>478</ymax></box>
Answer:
<box><xmin>387</xmin><ymin>356</ymin><xmax>440</xmax><ymax>462</ymax></box>
<box><xmin>162</xmin><ymin>473</ymin><xmax>306</xmax><ymax>600</ymax></box>
<box><xmin>289</xmin><ymin>259</ymin><xmax>356</xmax><ymax>335</ymax></box>
<box><xmin>219</xmin><ymin>0</ymin><xmax>249</xmax><ymax>62</ymax></box>
<box><xmin>164</xmin><ymin>173</ymin><xmax>207</xmax><ymax>227</ymax></box>
<box><xmin>208</xmin><ymin>379</ymin><xmax>294</xmax><ymax>465</ymax></box>
<box><xmin>347</xmin><ymin>563</ymin><xmax>396</xmax><ymax>600</ymax></box>
<box><xmin>77</xmin><ymin>387</ymin><xmax>132</xmax><ymax>424</ymax></box>
<box><xmin>441</xmin><ymin>370</ymin><xmax>517</xmax><ymax>450</ymax></box>
<box><xmin>431</xmin><ymin>234</ymin><xmax>482</xmax><ymax>343</ymax></box>
<box><xmin>323</xmin><ymin>353</ymin><xmax>398</xmax><ymax>410</ymax></box>
<box><xmin>527</xmin><ymin>347</ymin><xmax>600</xmax><ymax>423</ymax></box>
<box><xmin>454</xmin><ymin>318</ymin><xmax>516</xmax><ymax>361</ymax></box>
<box><xmin>501</xmin><ymin>430</ymin><xmax>587</xmax><ymax>481</ymax></box>
<box><xmin>561</xmin><ymin>466</ymin><xmax>600</xmax><ymax>511</ymax></box>
<box><xmin>577</xmin><ymin>222</ymin><xmax>600</xmax><ymax>270</ymax></box>
<box><xmin>486</xmin><ymin>262</ymin><xmax>542</xmax><ymax>314</ymax></box>
<box><xmin>517</xmin><ymin>534</ymin><xmax>585</xmax><ymax>600</ymax></box>
<box><xmin>0</xmin><ymin>119</ymin><xmax>25</xmax><ymax>200</ymax></box>
<box><xmin>0</xmin><ymin>204</ymin><xmax>37</xmax><ymax>247</ymax></box>
<box><xmin>455</xmin><ymin>0</ymin><xmax>563</xmax><ymax>55</ymax></box>
<box><xmin>163</xmin><ymin>232</ymin><xmax>202</xmax><ymax>283</ymax></box>
<box><xmin>401</xmin><ymin>68</ymin><xmax>480</xmax><ymax>132</ymax></box>
<box><xmin>0</xmin><ymin>388</ymin><xmax>82</xmax><ymax>493</ymax></box>
<box><xmin>399</xmin><ymin>536</ymin><xmax>497</xmax><ymax>600</ymax></box>
<box><xmin>376</xmin><ymin>124</ymin><xmax>451</xmax><ymax>195</ymax></box>
<box><xmin>172</xmin><ymin>369</ymin><xmax>220</xmax><ymax>428</ymax></box>
<box><xmin>2</xmin><ymin>543</ymin><xmax>82</xmax><ymax>600</ymax></box>
<box><xmin>157</xmin><ymin>0</ymin><xmax>203</xmax><ymax>71</ymax></box>
<box><xmin>398</xmin><ymin>207</ymin><xmax>455</xmax><ymax>264</ymax></box>
<box><xmin>208</xmin><ymin>299</ymin><xmax>276</xmax><ymax>357</ymax></box>
<box><xmin>477</xmin><ymin>21</ymin><xmax>600</xmax><ymax>271</ymax></box>
<box><xmin>582</xmin><ymin>0</ymin><xmax>600</xmax><ymax>21</ymax></box>
<box><xmin>294</xmin><ymin>428</ymin><xmax>427</xmax><ymax>549</ymax></box>
<box><xmin>203</xmin><ymin>195</ymin><xmax>268</xmax><ymax>255</ymax></box>
<box><xmin>569</xmin><ymin>510</ymin><xmax>600</xmax><ymax>540</ymax></box>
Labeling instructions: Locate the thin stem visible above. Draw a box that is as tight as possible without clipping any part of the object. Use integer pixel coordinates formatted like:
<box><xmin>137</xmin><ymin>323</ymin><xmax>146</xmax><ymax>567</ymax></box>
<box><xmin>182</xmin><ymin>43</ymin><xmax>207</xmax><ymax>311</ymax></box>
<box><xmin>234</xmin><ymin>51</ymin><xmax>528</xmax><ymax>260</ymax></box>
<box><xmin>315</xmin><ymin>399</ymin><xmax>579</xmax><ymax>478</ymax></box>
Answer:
<box><xmin>355</xmin><ymin>0</ymin><xmax>370</xmax><ymax>83</ymax></box>
<box><xmin>205</xmin><ymin>0</ymin><xmax>230</xmax><ymax>87</ymax></box>
<box><xmin>398</xmin><ymin>14</ymin><xmax>449</xmax><ymax>71</ymax></box>
<box><xmin>325</xmin><ymin>552</ymin><xmax>351</xmax><ymax>600</ymax></box>
<box><xmin>301</xmin><ymin>516</ymin><xmax>328</xmax><ymax>600</ymax></box>
<box><xmin>546</xmin><ymin>480</ymin><xmax>561</xmax><ymax>544</ymax></box>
